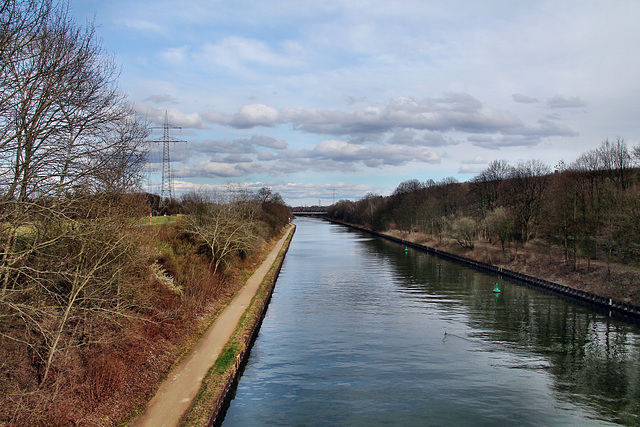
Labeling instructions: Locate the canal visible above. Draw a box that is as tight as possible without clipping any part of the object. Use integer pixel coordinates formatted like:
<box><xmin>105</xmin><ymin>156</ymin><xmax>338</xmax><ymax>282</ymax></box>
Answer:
<box><xmin>221</xmin><ymin>217</ymin><xmax>640</xmax><ymax>426</ymax></box>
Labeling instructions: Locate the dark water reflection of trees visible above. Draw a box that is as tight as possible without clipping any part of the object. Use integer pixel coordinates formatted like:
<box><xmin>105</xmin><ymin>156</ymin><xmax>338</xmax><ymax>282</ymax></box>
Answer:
<box><xmin>365</xmin><ymin>234</ymin><xmax>640</xmax><ymax>425</ymax></box>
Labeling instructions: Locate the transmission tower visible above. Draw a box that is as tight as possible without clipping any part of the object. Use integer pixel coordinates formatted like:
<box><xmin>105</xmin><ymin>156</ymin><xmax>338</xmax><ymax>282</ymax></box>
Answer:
<box><xmin>149</xmin><ymin>112</ymin><xmax>185</xmax><ymax>202</ymax></box>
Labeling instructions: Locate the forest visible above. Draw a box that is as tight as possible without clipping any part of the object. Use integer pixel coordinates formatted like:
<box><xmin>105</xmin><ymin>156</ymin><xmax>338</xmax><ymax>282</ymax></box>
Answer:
<box><xmin>0</xmin><ymin>1</ymin><xmax>290</xmax><ymax>424</ymax></box>
<box><xmin>328</xmin><ymin>138</ymin><xmax>640</xmax><ymax>304</ymax></box>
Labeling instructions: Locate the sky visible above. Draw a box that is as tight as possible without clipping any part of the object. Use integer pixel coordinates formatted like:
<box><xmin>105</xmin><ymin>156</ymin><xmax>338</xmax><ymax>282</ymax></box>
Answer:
<box><xmin>70</xmin><ymin>0</ymin><xmax>640</xmax><ymax>206</ymax></box>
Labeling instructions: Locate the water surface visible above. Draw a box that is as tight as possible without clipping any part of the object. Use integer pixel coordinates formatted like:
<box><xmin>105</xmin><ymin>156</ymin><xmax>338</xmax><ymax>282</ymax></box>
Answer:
<box><xmin>222</xmin><ymin>218</ymin><xmax>640</xmax><ymax>426</ymax></box>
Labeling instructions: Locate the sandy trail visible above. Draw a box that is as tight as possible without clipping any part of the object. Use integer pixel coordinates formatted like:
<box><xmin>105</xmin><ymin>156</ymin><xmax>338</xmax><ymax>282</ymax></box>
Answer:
<box><xmin>133</xmin><ymin>225</ymin><xmax>294</xmax><ymax>427</ymax></box>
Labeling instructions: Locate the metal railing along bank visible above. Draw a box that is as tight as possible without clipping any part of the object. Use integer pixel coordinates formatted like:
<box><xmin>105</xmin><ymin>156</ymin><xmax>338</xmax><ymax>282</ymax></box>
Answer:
<box><xmin>326</xmin><ymin>218</ymin><xmax>640</xmax><ymax>320</ymax></box>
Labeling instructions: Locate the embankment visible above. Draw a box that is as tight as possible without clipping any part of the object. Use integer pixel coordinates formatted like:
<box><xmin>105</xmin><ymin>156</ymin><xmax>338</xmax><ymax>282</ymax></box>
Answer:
<box><xmin>327</xmin><ymin>218</ymin><xmax>640</xmax><ymax>321</ymax></box>
<box><xmin>180</xmin><ymin>224</ymin><xmax>295</xmax><ymax>427</ymax></box>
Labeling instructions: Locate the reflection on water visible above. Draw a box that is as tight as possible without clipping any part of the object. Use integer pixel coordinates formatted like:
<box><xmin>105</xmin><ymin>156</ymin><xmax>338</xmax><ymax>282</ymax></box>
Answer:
<box><xmin>222</xmin><ymin>218</ymin><xmax>640</xmax><ymax>426</ymax></box>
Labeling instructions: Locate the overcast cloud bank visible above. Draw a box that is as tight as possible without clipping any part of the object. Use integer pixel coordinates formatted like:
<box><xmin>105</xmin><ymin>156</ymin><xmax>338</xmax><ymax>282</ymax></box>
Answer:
<box><xmin>73</xmin><ymin>0</ymin><xmax>640</xmax><ymax>205</ymax></box>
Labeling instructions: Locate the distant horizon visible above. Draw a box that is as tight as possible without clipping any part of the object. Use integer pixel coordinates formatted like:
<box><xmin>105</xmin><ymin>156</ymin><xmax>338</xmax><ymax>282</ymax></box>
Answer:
<box><xmin>71</xmin><ymin>0</ymin><xmax>640</xmax><ymax>206</ymax></box>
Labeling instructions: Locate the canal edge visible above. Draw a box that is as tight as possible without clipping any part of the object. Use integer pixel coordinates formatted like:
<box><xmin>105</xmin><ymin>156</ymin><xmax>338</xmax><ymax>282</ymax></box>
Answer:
<box><xmin>179</xmin><ymin>224</ymin><xmax>296</xmax><ymax>427</ymax></box>
<box><xmin>326</xmin><ymin>218</ymin><xmax>640</xmax><ymax>321</ymax></box>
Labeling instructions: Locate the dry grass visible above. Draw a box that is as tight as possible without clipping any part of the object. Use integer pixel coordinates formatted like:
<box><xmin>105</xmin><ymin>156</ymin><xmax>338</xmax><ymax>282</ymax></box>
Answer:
<box><xmin>396</xmin><ymin>232</ymin><xmax>640</xmax><ymax>306</ymax></box>
<box><xmin>0</xmin><ymin>222</ymin><xmax>283</xmax><ymax>426</ymax></box>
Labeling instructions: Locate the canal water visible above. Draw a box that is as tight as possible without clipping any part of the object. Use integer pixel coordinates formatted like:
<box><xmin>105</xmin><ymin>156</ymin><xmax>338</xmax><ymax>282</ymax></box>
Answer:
<box><xmin>222</xmin><ymin>217</ymin><xmax>640</xmax><ymax>426</ymax></box>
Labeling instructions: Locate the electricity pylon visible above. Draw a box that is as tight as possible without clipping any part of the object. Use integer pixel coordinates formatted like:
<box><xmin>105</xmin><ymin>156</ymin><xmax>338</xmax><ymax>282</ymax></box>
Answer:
<box><xmin>149</xmin><ymin>111</ymin><xmax>185</xmax><ymax>203</ymax></box>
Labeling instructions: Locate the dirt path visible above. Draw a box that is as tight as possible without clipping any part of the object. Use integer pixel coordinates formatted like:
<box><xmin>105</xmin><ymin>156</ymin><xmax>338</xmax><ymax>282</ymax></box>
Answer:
<box><xmin>132</xmin><ymin>225</ymin><xmax>294</xmax><ymax>427</ymax></box>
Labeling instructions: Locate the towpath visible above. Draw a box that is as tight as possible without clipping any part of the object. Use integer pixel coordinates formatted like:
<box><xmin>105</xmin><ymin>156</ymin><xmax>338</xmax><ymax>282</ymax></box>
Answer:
<box><xmin>132</xmin><ymin>224</ymin><xmax>294</xmax><ymax>427</ymax></box>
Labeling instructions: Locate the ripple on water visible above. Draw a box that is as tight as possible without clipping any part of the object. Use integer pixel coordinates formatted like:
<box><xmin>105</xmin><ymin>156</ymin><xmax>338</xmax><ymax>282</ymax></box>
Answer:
<box><xmin>222</xmin><ymin>218</ymin><xmax>640</xmax><ymax>426</ymax></box>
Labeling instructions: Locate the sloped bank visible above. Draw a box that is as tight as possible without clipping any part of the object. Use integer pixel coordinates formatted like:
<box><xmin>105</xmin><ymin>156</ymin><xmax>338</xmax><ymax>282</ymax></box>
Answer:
<box><xmin>179</xmin><ymin>224</ymin><xmax>295</xmax><ymax>427</ymax></box>
<box><xmin>326</xmin><ymin>218</ymin><xmax>640</xmax><ymax>321</ymax></box>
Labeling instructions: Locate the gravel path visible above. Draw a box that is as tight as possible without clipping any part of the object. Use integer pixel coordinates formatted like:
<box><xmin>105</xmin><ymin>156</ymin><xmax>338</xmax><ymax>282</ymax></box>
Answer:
<box><xmin>132</xmin><ymin>225</ymin><xmax>294</xmax><ymax>427</ymax></box>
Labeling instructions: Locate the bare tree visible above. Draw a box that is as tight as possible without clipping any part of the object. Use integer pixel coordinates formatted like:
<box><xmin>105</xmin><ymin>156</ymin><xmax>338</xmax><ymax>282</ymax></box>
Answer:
<box><xmin>392</xmin><ymin>179</ymin><xmax>423</xmax><ymax>196</ymax></box>
<box><xmin>84</xmin><ymin>112</ymin><xmax>150</xmax><ymax>194</ymax></box>
<box><xmin>596</xmin><ymin>137</ymin><xmax>632</xmax><ymax>190</ymax></box>
<box><xmin>472</xmin><ymin>159</ymin><xmax>510</xmax><ymax>218</ymax></box>
<box><xmin>0</xmin><ymin>0</ymin><xmax>149</xmax><ymax>395</ymax></box>
<box><xmin>182</xmin><ymin>192</ymin><xmax>260</xmax><ymax>275</ymax></box>
<box><xmin>484</xmin><ymin>207</ymin><xmax>514</xmax><ymax>254</ymax></box>
<box><xmin>0</xmin><ymin>0</ymin><xmax>141</xmax><ymax>203</ymax></box>
<box><xmin>499</xmin><ymin>159</ymin><xmax>551</xmax><ymax>242</ymax></box>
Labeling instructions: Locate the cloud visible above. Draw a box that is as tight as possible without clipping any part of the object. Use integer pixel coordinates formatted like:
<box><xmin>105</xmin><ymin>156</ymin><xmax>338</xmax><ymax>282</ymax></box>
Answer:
<box><xmin>206</xmin><ymin>94</ymin><xmax>576</xmax><ymax>142</ymax></box>
<box><xmin>257</xmin><ymin>151</ymin><xmax>277</xmax><ymax>161</ymax></box>
<box><xmin>179</xmin><ymin>161</ymin><xmax>256</xmax><ymax>178</ymax></box>
<box><xmin>180</xmin><ymin>135</ymin><xmax>442</xmax><ymax>180</ymax></box>
<box><xmin>386</xmin><ymin>129</ymin><xmax>458</xmax><ymax>147</ymax></box>
<box><xmin>119</xmin><ymin>18</ymin><xmax>164</xmax><ymax>34</ymax></box>
<box><xmin>314</xmin><ymin>140</ymin><xmax>365</xmax><ymax>160</ymax></box>
<box><xmin>468</xmin><ymin>135</ymin><xmax>543</xmax><ymax>149</ymax></box>
<box><xmin>512</xmin><ymin>94</ymin><xmax>539</xmax><ymax>104</ymax></box>
<box><xmin>345</xmin><ymin>95</ymin><xmax>368</xmax><ymax>105</ymax></box>
<box><xmin>135</xmin><ymin>103</ymin><xmax>207</xmax><ymax>129</ymax></box>
<box><xmin>155</xmin><ymin>94</ymin><xmax>580</xmax><ymax>148</ymax></box>
<box><xmin>513</xmin><ymin>118</ymin><xmax>578</xmax><ymax>137</ymax></box>
<box><xmin>547</xmin><ymin>95</ymin><xmax>586</xmax><ymax>109</ymax></box>
<box><xmin>196</xmin><ymin>37</ymin><xmax>304</xmax><ymax>73</ymax></box>
<box><xmin>224</xmin><ymin>154</ymin><xmax>254</xmax><ymax>164</ymax></box>
<box><xmin>144</xmin><ymin>94</ymin><xmax>179</xmax><ymax>104</ymax></box>
<box><xmin>282</xmin><ymin>95</ymin><xmax>524</xmax><ymax>136</ymax></box>
<box><xmin>242</xmin><ymin>135</ymin><xmax>288</xmax><ymax>149</ymax></box>
<box><xmin>204</xmin><ymin>104</ymin><xmax>281</xmax><ymax>129</ymax></box>
<box><xmin>191</xmin><ymin>139</ymin><xmax>255</xmax><ymax>156</ymax></box>
<box><xmin>457</xmin><ymin>156</ymin><xmax>487</xmax><ymax>174</ymax></box>
<box><xmin>312</xmin><ymin>139</ymin><xmax>439</xmax><ymax>167</ymax></box>
<box><xmin>458</xmin><ymin>164</ymin><xmax>484</xmax><ymax>174</ymax></box>
<box><xmin>232</xmin><ymin>104</ymin><xmax>280</xmax><ymax>128</ymax></box>
<box><xmin>173</xmin><ymin>180</ymin><xmax>385</xmax><ymax>204</ymax></box>
<box><xmin>189</xmin><ymin>135</ymin><xmax>286</xmax><ymax>159</ymax></box>
<box><xmin>160</xmin><ymin>45</ymin><xmax>190</xmax><ymax>65</ymax></box>
<box><xmin>462</xmin><ymin>156</ymin><xmax>487</xmax><ymax>164</ymax></box>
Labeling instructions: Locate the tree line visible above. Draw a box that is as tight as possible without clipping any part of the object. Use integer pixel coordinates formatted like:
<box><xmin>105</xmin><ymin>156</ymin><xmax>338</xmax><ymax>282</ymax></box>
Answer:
<box><xmin>328</xmin><ymin>137</ymin><xmax>640</xmax><ymax>272</ymax></box>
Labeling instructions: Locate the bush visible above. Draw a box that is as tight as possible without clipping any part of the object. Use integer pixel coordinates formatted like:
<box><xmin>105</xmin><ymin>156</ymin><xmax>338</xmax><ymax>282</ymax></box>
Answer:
<box><xmin>450</xmin><ymin>216</ymin><xmax>477</xmax><ymax>250</ymax></box>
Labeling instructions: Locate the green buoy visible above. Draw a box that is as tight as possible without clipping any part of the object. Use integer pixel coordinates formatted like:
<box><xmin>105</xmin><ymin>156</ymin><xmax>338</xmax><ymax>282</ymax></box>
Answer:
<box><xmin>493</xmin><ymin>283</ymin><xmax>501</xmax><ymax>293</ymax></box>
<box><xmin>404</xmin><ymin>246</ymin><xmax>408</xmax><ymax>253</ymax></box>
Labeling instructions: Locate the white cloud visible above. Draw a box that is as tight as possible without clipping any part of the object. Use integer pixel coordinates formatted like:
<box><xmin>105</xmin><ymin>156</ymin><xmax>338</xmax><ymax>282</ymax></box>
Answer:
<box><xmin>458</xmin><ymin>164</ymin><xmax>484</xmax><ymax>174</ymax></box>
<box><xmin>462</xmin><ymin>157</ymin><xmax>487</xmax><ymax>165</ymax></box>
<box><xmin>314</xmin><ymin>140</ymin><xmax>365</xmax><ymax>160</ymax></box>
<box><xmin>119</xmin><ymin>18</ymin><xmax>164</xmax><ymax>34</ymax></box>
<box><xmin>196</xmin><ymin>37</ymin><xmax>305</xmax><ymax>74</ymax></box>
<box><xmin>135</xmin><ymin>103</ymin><xmax>207</xmax><ymax>129</ymax></box>
<box><xmin>202</xmin><ymin>104</ymin><xmax>281</xmax><ymax>128</ymax></box>
<box><xmin>207</xmin><ymin>95</ymin><xmax>577</xmax><ymax>144</ymax></box>
<box><xmin>257</xmin><ymin>151</ymin><xmax>277</xmax><ymax>161</ymax></box>
<box><xmin>232</xmin><ymin>104</ymin><xmax>280</xmax><ymax>128</ymax></box>
<box><xmin>313</xmin><ymin>139</ymin><xmax>439</xmax><ymax>167</ymax></box>
<box><xmin>160</xmin><ymin>45</ymin><xmax>190</xmax><ymax>66</ymax></box>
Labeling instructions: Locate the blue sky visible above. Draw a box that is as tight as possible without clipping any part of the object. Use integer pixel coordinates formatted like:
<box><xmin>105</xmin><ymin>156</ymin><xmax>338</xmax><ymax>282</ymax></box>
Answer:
<box><xmin>71</xmin><ymin>0</ymin><xmax>640</xmax><ymax>205</ymax></box>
